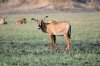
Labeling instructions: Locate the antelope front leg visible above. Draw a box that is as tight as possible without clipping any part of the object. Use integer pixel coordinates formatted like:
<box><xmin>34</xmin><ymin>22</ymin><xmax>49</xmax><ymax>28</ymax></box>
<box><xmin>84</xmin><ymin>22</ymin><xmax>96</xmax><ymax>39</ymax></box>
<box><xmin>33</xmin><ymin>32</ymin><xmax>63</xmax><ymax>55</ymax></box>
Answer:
<box><xmin>49</xmin><ymin>35</ymin><xmax>53</xmax><ymax>49</ymax></box>
<box><xmin>53</xmin><ymin>35</ymin><xmax>58</xmax><ymax>50</ymax></box>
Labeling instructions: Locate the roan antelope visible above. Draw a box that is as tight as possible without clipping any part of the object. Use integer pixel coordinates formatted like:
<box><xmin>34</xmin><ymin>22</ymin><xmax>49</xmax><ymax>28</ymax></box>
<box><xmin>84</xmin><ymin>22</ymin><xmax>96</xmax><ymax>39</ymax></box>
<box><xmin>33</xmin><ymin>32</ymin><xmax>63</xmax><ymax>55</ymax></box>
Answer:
<box><xmin>31</xmin><ymin>16</ymin><xmax>71</xmax><ymax>51</ymax></box>
<box><xmin>0</xmin><ymin>17</ymin><xmax>7</xmax><ymax>25</ymax></box>
<box><xmin>16</xmin><ymin>18</ymin><xmax>26</xmax><ymax>24</ymax></box>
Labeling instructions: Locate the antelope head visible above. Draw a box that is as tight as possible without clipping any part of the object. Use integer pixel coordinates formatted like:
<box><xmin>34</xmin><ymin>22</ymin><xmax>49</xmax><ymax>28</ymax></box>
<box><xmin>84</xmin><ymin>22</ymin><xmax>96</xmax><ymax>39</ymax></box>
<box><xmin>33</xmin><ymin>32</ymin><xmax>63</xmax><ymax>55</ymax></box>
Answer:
<box><xmin>31</xmin><ymin>16</ymin><xmax>48</xmax><ymax>29</ymax></box>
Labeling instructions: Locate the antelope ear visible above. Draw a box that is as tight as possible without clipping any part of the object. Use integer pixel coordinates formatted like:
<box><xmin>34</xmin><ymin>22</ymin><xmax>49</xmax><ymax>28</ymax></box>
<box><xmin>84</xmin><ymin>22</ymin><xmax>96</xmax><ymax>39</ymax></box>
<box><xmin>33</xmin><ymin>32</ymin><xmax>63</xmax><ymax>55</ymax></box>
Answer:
<box><xmin>45</xmin><ymin>16</ymin><xmax>48</xmax><ymax>18</ymax></box>
<box><xmin>43</xmin><ymin>16</ymin><xmax>48</xmax><ymax>20</ymax></box>
<box><xmin>23</xmin><ymin>18</ymin><xmax>26</xmax><ymax>20</ymax></box>
<box><xmin>31</xmin><ymin>18</ymin><xmax>35</xmax><ymax>20</ymax></box>
<box><xmin>31</xmin><ymin>18</ymin><xmax>39</xmax><ymax>22</ymax></box>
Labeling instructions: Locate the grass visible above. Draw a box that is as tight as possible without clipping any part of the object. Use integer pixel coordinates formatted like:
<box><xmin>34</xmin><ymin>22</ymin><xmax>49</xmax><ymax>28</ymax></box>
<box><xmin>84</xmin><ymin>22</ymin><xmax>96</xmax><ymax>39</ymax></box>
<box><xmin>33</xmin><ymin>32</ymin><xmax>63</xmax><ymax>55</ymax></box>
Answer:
<box><xmin>0</xmin><ymin>12</ymin><xmax>100</xmax><ymax>66</ymax></box>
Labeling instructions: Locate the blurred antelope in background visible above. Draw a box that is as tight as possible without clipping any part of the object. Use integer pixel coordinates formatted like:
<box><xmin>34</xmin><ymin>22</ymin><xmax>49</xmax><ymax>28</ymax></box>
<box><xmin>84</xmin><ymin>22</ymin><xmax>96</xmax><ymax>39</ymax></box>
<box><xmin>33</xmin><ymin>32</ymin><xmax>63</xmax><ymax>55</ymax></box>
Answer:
<box><xmin>0</xmin><ymin>17</ymin><xmax>7</xmax><ymax>25</ymax></box>
<box><xmin>31</xmin><ymin>16</ymin><xmax>71</xmax><ymax>51</ymax></box>
<box><xmin>16</xmin><ymin>18</ymin><xmax>27</xmax><ymax>24</ymax></box>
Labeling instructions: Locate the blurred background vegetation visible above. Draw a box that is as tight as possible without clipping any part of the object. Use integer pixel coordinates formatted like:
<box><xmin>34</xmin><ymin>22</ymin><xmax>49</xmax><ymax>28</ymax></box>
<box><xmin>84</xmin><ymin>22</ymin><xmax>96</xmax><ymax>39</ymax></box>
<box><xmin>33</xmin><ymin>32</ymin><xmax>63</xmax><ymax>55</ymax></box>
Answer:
<box><xmin>0</xmin><ymin>0</ymin><xmax>100</xmax><ymax>14</ymax></box>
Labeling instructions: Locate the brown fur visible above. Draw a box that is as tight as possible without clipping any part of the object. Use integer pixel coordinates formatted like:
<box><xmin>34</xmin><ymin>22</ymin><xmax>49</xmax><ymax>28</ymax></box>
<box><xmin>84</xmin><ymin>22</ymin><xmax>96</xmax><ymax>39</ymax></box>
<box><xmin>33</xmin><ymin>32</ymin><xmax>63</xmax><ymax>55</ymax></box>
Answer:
<box><xmin>16</xmin><ymin>18</ymin><xmax>26</xmax><ymax>24</ymax></box>
<box><xmin>31</xmin><ymin>16</ymin><xmax>71</xmax><ymax>51</ymax></box>
<box><xmin>0</xmin><ymin>17</ymin><xmax>7</xmax><ymax>25</ymax></box>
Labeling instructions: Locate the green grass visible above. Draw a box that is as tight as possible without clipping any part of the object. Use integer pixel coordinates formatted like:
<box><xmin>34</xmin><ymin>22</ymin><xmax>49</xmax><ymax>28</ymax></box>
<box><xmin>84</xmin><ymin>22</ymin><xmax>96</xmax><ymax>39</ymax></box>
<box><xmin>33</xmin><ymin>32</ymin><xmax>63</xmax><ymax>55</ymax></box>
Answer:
<box><xmin>0</xmin><ymin>12</ymin><xmax>100</xmax><ymax>66</ymax></box>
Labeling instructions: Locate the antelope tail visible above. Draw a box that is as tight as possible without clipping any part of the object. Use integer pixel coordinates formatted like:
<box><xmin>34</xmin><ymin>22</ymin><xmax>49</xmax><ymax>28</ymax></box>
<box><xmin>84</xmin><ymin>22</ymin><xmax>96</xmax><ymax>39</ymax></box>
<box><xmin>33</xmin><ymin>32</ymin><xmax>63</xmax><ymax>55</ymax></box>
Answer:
<box><xmin>68</xmin><ymin>25</ymin><xmax>71</xmax><ymax>39</ymax></box>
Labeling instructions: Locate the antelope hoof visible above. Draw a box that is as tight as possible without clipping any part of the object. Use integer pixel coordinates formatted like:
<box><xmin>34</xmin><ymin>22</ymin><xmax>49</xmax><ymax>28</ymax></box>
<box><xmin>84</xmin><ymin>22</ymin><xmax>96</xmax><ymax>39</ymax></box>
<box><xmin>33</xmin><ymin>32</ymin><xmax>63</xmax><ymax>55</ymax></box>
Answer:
<box><xmin>54</xmin><ymin>47</ymin><xmax>58</xmax><ymax>51</ymax></box>
<box><xmin>65</xmin><ymin>48</ymin><xmax>70</xmax><ymax>52</ymax></box>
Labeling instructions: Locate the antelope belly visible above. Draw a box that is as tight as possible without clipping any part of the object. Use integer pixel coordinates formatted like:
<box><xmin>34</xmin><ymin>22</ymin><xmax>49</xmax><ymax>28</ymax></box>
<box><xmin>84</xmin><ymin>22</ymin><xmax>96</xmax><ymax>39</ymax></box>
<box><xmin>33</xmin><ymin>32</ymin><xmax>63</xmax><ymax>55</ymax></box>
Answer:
<box><xmin>53</xmin><ymin>31</ymin><xmax>63</xmax><ymax>35</ymax></box>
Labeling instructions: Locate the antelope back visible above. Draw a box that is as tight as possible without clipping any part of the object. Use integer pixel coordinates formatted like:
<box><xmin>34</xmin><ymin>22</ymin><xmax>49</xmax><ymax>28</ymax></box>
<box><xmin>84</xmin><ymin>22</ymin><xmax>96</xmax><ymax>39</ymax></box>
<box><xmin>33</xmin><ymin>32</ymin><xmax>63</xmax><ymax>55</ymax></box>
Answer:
<box><xmin>46</xmin><ymin>22</ymin><xmax>70</xmax><ymax>36</ymax></box>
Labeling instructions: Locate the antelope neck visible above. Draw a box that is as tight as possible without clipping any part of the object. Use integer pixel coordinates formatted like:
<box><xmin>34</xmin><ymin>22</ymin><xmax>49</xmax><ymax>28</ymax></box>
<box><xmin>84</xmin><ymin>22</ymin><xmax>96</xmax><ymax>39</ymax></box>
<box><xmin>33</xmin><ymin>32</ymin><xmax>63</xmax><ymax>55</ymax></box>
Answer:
<box><xmin>40</xmin><ymin>21</ymin><xmax>47</xmax><ymax>33</ymax></box>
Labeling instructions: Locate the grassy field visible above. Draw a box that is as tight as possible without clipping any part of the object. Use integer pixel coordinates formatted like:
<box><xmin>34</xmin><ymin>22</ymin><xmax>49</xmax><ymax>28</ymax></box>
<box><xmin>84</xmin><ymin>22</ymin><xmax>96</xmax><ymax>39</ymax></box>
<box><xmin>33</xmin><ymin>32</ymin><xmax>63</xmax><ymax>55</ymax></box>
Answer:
<box><xmin>0</xmin><ymin>12</ymin><xmax>100</xmax><ymax>66</ymax></box>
